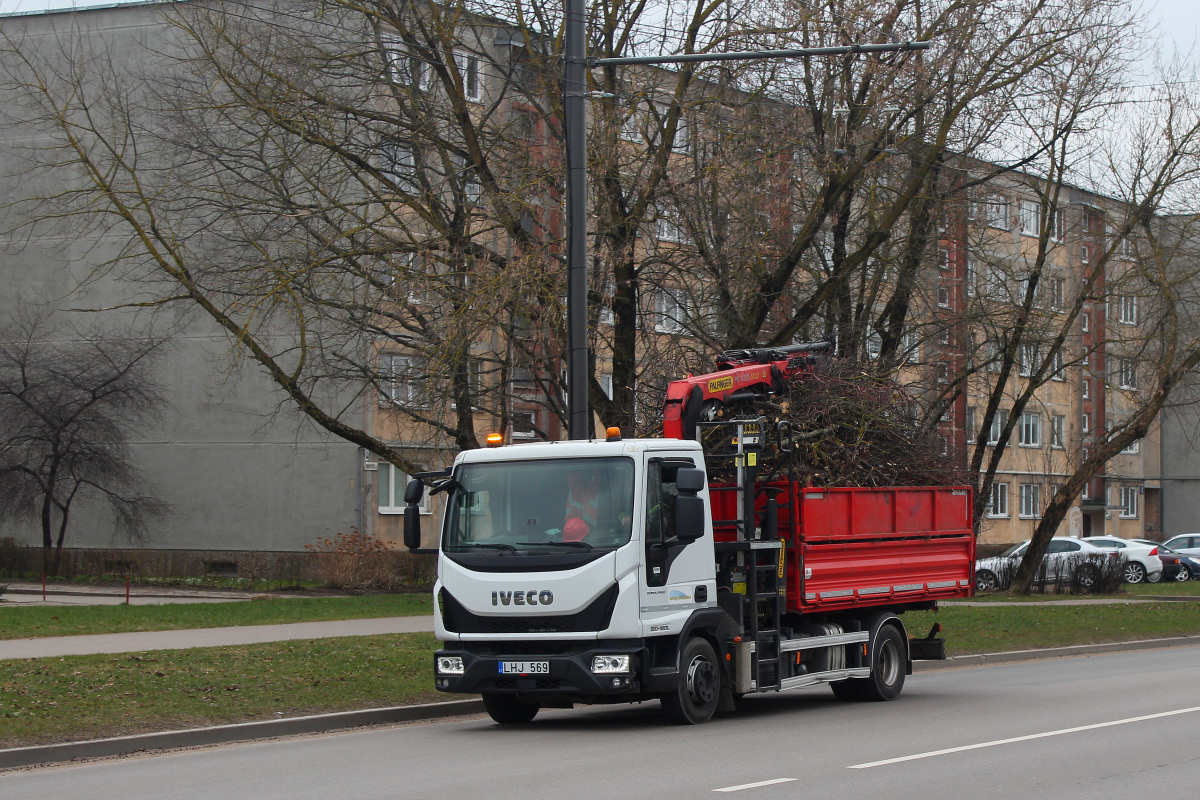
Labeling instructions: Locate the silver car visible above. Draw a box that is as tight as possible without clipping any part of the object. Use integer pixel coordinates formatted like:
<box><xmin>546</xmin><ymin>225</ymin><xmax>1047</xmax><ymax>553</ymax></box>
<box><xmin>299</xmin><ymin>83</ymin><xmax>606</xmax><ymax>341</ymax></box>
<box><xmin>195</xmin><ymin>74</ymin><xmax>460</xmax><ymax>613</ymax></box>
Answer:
<box><xmin>975</xmin><ymin>537</ymin><xmax>1116</xmax><ymax>592</ymax></box>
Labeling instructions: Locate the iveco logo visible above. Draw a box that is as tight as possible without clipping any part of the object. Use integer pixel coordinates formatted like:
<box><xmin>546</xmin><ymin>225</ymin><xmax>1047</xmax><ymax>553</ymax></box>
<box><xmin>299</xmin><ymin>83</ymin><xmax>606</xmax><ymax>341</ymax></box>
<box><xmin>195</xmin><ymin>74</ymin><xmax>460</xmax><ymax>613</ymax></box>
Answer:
<box><xmin>491</xmin><ymin>590</ymin><xmax>554</xmax><ymax>606</ymax></box>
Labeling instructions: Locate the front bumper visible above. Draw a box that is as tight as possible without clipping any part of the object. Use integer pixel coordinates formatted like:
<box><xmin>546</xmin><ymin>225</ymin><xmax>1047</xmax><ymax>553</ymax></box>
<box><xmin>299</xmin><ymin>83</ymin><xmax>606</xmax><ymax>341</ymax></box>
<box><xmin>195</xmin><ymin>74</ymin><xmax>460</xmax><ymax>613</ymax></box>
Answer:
<box><xmin>434</xmin><ymin>639</ymin><xmax>644</xmax><ymax>697</ymax></box>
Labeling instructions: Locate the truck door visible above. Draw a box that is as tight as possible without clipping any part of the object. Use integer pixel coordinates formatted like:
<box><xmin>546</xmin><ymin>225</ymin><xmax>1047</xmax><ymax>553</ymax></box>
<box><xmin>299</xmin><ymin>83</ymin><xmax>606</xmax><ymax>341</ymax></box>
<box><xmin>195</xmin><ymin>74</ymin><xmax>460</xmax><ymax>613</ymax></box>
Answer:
<box><xmin>639</xmin><ymin>456</ymin><xmax>716</xmax><ymax>636</ymax></box>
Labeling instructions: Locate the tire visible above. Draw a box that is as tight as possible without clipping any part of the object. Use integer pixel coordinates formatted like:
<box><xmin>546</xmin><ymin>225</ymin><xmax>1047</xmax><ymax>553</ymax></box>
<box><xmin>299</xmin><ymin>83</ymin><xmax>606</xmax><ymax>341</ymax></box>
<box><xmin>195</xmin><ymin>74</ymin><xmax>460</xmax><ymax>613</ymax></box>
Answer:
<box><xmin>482</xmin><ymin>693</ymin><xmax>539</xmax><ymax>724</ymax></box>
<box><xmin>975</xmin><ymin>569</ymin><xmax>998</xmax><ymax>592</ymax></box>
<box><xmin>1123</xmin><ymin>562</ymin><xmax>1146</xmax><ymax>584</ymax></box>
<box><xmin>857</xmin><ymin>624</ymin><xmax>906</xmax><ymax>702</ymax></box>
<box><xmin>1147</xmin><ymin>569</ymin><xmax>1162</xmax><ymax>583</ymax></box>
<box><xmin>1176</xmin><ymin>566</ymin><xmax>1192</xmax><ymax>582</ymax></box>
<box><xmin>830</xmin><ymin>679</ymin><xmax>862</xmax><ymax>701</ymax></box>
<box><xmin>662</xmin><ymin>637</ymin><xmax>721</xmax><ymax>724</ymax></box>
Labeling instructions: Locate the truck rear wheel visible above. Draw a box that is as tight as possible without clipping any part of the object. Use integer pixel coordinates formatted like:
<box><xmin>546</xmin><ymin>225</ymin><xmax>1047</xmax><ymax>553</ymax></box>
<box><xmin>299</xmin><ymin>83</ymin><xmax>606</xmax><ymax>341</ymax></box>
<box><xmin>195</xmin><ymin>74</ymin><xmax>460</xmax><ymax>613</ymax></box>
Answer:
<box><xmin>662</xmin><ymin>637</ymin><xmax>721</xmax><ymax>724</ymax></box>
<box><xmin>858</xmin><ymin>624</ymin><xmax>906</xmax><ymax>702</ymax></box>
<box><xmin>482</xmin><ymin>693</ymin><xmax>539</xmax><ymax>724</ymax></box>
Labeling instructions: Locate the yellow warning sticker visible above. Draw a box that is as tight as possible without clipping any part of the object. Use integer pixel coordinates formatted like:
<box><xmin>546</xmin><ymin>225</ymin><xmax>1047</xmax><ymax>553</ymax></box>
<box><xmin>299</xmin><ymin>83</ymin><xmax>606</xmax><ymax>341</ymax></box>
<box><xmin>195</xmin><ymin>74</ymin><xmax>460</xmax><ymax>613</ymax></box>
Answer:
<box><xmin>747</xmin><ymin>452</ymin><xmax>757</xmax><ymax>467</ymax></box>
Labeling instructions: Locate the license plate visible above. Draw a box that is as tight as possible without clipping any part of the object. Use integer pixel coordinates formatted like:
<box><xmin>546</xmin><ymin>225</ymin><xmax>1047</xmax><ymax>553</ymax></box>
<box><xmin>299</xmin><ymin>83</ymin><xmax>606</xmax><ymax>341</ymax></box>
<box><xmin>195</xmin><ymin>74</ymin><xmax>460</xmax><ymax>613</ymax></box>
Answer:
<box><xmin>498</xmin><ymin>660</ymin><xmax>549</xmax><ymax>675</ymax></box>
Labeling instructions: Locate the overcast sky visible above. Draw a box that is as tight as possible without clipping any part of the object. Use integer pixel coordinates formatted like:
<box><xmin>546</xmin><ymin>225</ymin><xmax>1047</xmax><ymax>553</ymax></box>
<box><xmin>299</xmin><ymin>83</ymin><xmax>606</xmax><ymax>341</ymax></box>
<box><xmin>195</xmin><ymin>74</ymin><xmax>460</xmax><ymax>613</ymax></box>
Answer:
<box><xmin>0</xmin><ymin>0</ymin><xmax>1198</xmax><ymax>73</ymax></box>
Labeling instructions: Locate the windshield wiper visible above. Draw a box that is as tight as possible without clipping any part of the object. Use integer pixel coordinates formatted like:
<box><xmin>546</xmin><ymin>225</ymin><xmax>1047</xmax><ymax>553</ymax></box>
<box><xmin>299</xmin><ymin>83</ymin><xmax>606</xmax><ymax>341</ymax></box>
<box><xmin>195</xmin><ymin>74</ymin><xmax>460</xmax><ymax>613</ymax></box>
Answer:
<box><xmin>517</xmin><ymin>541</ymin><xmax>594</xmax><ymax>552</ymax></box>
<box><xmin>463</xmin><ymin>542</ymin><xmax>518</xmax><ymax>553</ymax></box>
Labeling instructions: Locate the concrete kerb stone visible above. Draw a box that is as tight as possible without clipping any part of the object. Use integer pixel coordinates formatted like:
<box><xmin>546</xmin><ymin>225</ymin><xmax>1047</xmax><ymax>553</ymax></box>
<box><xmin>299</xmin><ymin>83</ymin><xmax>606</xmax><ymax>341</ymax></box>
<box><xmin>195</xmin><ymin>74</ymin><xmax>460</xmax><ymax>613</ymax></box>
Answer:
<box><xmin>0</xmin><ymin>699</ymin><xmax>485</xmax><ymax>771</ymax></box>
<box><xmin>6</xmin><ymin>634</ymin><xmax>1200</xmax><ymax>771</ymax></box>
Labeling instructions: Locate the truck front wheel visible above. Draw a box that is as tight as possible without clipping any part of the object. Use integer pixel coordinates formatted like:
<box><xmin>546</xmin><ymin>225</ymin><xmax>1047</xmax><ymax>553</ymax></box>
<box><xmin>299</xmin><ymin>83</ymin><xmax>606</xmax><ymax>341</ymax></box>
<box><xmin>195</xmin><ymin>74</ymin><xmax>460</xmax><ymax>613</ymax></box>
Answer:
<box><xmin>662</xmin><ymin>637</ymin><xmax>721</xmax><ymax>724</ymax></box>
<box><xmin>858</xmin><ymin>624</ymin><xmax>906</xmax><ymax>702</ymax></box>
<box><xmin>482</xmin><ymin>693</ymin><xmax>539</xmax><ymax>724</ymax></box>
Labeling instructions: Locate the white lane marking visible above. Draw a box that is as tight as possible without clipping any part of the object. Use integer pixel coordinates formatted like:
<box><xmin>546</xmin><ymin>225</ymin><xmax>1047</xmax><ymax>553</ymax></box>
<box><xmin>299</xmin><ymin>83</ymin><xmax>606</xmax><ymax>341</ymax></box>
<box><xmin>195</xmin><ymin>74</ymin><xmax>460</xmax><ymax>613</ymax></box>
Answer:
<box><xmin>713</xmin><ymin>778</ymin><xmax>798</xmax><ymax>792</ymax></box>
<box><xmin>849</xmin><ymin>705</ymin><xmax>1200</xmax><ymax>769</ymax></box>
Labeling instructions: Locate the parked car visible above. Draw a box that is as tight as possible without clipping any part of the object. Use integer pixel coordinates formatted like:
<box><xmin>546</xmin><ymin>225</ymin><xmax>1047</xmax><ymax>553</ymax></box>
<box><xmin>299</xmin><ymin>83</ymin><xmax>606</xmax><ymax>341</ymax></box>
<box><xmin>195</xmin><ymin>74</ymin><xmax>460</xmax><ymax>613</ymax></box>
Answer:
<box><xmin>1161</xmin><ymin>534</ymin><xmax>1200</xmax><ymax>559</ymax></box>
<box><xmin>975</xmin><ymin>537</ymin><xmax>1116</xmax><ymax>592</ymax></box>
<box><xmin>1132</xmin><ymin>540</ymin><xmax>1199</xmax><ymax>582</ymax></box>
<box><xmin>1083</xmin><ymin>536</ymin><xmax>1164</xmax><ymax>583</ymax></box>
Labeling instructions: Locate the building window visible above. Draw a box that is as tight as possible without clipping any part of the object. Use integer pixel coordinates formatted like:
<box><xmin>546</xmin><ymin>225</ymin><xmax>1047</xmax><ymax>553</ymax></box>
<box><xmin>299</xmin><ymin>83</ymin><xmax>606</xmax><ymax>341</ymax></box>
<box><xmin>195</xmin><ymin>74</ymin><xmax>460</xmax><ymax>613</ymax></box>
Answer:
<box><xmin>655</xmin><ymin>287</ymin><xmax>687</xmax><ymax>333</ymax></box>
<box><xmin>966</xmin><ymin>256</ymin><xmax>977</xmax><ymax>297</ymax></box>
<box><xmin>937</xmin><ymin>286</ymin><xmax>951</xmax><ymax>308</ymax></box>
<box><xmin>1020</xmin><ymin>199</ymin><xmax>1039</xmax><ymax>236</ymax></box>
<box><xmin>899</xmin><ymin>328</ymin><xmax>920</xmax><ymax>363</ymax></box>
<box><xmin>938</xmin><ymin>247</ymin><xmax>951</xmax><ymax>271</ymax></box>
<box><xmin>599</xmin><ymin>373</ymin><xmax>614</xmax><ymax>400</ymax></box>
<box><xmin>379</xmin><ymin>464</ymin><xmax>431</xmax><ymax>515</ymax></box>
<box><xmin>1082</xmin><ymin>412</ymin><xmax>1091</xmax><ymax>433</ymax></box>
<box><xmin>1116</xmin><ymin>295</ymin><xmax>1138</xmax><ymax>325</ymax></box>
<box><xmin>1019</xmin><ymin>483</ymin><xmax>1041</xmax><ymax>519</ymax></box>
<box><xmin>986</xmin><ymin>340</ymin><xmax>1003</xmax><ymax>373</ymax></box>
<box><xmin>655</xmin><ymin>210</ymin><xmax>685</xmax><ymax>243</ymax></box>
<box><xmin>976</xmin><ymin>196</ymin><xmax>1010</xmax><ymax>230</ymax></box>
<box><xmin>1019</xmin><ymin>344</ymin><xmax>1038</xmax><ymax>377</ymax></box>
<box><xmin>1119</xmin><ymin>486</ymin><xmax>1139</xmax><ymax>519</ymax></box>
<box><xmin>966</xmin><ymin>406</ymin><xmax>976</xmax><ymax>444</ymax></box>
<box><xmin>986</xmin><ymin>265</ymin><xmax>1007</xmax><ymax>301</ymax></box>
<box><xmin>511</xmin><ymin>409</ymin><xmax>538</xmax><ymax>439</ymax></box>
<box><xmin>1118</xmin><ymin>358</ymin><xmax>1138</xmax><ymax>390</ymax></box>
<box><xmin>988</xmin><ymin>409</ymin><xmax>1008</xmax><ymax>446</ymax></box>
<box><xmin>1019</xmin><ymin>412</ymin><xmax>1042</xmax><ymax>447</ymax></box>
<box><xmin>1048</xmin><ymin>277</ymin><xmax>1065</xmax><ymax>310</ymax></box>
<box><xmin>1121</xmin><ymin>438</ymin><xmax>1140</xmax><ymax>455</ymax></box>
<box><xmin>453</xmin><ymin>49</ymin><xmax>482</xmax><ymax>103</ymax></box>
<box><xmin>380</xmin><ymin>354</ymin><xmax>427</xmax><ymax>407</ymax></box>
<box><xmin>621</xmin><ymin>100</ymin><xmax>644</xmax><ymax>143</ymax></box>
<box><xmin>1051</xmin><ymin>349</ymin><xmax>1066</xmax><ymax>381</ymax></box>
<box><xmin>1082</xmin><ymin>310</ymin><xmax>1091</xmax><ymax>332</ymax></box>
<box><xmin>1082</xmin><ymin>378</ymin><xmax>1090</xmax><ymax>399</ymax></box>
<box><xmin>989</xmin><ymin>482</ymin><xmax>1010</xmax><ymax>518</ymax></box>
<box><xmin>1081</xmin><ymin>243</ymin><xmax>1091</xmax><ymax>265</ymax></box>
<box><xmin>380</xmin><ymin>140</ymin><xmax>417</xmax><ymax>193</ymax></box>
<box><xmin>1053</xmin><ymin>208</ymin><xmax>1067</xmax><ymax>242</ymax></box>
<box><xmin>1051</xmin><ymin>414</ymin><xmax>1065</xmax><ymax>449</ymax></box>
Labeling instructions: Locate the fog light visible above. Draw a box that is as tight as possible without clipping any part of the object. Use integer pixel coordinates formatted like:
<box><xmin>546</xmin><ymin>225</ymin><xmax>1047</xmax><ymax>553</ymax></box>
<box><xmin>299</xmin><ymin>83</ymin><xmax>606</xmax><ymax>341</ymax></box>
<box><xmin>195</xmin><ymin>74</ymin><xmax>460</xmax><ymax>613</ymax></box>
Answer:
<box><xmin>437</xmin><ymin>656</ymin><xmax>465</xmax><ymax>675</ymax></box>
<box><xmin>591</xmin><ymin>655</ymin><xmax>631</xmax><ymax>674</ymax></box>
<box><xmin>611</xmin><ymin>677</ymin><xmax>622</xmax><ymax>687</ymax></box>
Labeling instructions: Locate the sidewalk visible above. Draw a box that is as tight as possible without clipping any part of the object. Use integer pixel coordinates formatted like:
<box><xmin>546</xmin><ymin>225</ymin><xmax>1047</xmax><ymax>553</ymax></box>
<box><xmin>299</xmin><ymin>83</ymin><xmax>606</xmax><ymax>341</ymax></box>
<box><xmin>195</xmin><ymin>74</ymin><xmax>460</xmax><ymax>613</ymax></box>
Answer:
<box><xmin>0</xmin><ymin>615</ymin><xmax>437</xmax><ymax>660</ymax></box>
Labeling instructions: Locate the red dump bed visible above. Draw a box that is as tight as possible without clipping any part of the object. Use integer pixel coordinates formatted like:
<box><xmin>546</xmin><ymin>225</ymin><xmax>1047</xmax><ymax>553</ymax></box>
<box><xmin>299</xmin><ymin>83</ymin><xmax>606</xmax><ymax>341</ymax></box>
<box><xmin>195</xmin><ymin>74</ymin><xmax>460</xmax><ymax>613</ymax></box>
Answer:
<box><xmin>709</xmin><ymin>483</ymin><xmax>975</xmax><ymax>614</ymax></box>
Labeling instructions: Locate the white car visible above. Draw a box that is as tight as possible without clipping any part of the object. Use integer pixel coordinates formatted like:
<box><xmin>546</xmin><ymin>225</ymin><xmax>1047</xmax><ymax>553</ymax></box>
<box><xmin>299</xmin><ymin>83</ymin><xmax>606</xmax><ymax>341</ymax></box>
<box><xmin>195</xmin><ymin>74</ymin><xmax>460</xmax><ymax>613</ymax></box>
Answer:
<box><xmin>1083</xmin><ymin>536</ymin><xmax>1164</xmax><ymax>583</ymax></box>
<box><xmin>975</xmin><ymin>537</ymin><xmax>1116</xmax><ymax>592</ymax></box>
<box><xmin>1161</xmin><ymin>534</ymin><xmax>1200</xmax><ymax>559</ymax></box>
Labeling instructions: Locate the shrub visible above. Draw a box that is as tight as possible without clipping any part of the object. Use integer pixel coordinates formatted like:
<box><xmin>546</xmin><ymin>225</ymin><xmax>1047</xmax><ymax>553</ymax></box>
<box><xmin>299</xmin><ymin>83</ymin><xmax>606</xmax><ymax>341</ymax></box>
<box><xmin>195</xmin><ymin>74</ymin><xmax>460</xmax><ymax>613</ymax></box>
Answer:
<box><xmin>305</xmin><ymin>530</ymin><xmax>435</xmax><ymax>591</ymax></box>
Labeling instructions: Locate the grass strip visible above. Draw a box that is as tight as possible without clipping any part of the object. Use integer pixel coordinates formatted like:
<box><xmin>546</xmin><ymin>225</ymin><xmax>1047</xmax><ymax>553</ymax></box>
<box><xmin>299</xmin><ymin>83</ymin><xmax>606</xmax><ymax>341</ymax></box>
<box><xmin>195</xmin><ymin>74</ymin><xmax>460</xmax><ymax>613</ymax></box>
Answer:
<box><xmin>908</xmin><ymin>601</ymin><xmax>1200</xmax><ymax>655</ymax></box>
<box><xmin>5</xmin><ymin>602</ymin><xmax>1200</xmax><ymax>748</ymax></box>
<box><xmin>0</xmin><ymin>634</ymin><xmax>442</xmax><ymax>748</ymax></box>
<box><xmin>0</xmin><ymin>594</ymin><xmax>432</xmax><ymax>640</ymax></box>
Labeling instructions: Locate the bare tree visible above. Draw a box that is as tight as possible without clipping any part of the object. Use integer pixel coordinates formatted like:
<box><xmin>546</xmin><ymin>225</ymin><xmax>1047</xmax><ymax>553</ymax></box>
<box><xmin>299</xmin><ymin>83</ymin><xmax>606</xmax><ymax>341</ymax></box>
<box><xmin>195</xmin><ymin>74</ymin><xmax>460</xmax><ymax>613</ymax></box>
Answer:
<box><xmin>0</xmin><ymin>311</ymin><xmax>168</xmax><ymax>574</ymax></box>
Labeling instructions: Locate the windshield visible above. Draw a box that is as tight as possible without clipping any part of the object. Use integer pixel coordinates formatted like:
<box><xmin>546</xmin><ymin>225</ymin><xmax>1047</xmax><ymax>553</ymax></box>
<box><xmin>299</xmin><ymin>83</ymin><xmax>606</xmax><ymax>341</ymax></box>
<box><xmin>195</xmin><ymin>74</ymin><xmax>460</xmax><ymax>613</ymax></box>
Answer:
<box><xmin>444</xmin><ymin>457</ymin><xmax>635</xmax><ymax>553</ymax></box>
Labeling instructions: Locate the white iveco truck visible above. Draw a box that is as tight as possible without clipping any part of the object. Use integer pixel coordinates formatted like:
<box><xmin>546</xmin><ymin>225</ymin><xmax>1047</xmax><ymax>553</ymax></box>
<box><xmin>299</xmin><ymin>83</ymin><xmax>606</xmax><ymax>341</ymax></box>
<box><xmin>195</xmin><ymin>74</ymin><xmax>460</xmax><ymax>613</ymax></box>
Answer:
<box><xmin>403</xmin><ymin>422</ymin><xmax>971</xmax><ymax>725</ymax></box>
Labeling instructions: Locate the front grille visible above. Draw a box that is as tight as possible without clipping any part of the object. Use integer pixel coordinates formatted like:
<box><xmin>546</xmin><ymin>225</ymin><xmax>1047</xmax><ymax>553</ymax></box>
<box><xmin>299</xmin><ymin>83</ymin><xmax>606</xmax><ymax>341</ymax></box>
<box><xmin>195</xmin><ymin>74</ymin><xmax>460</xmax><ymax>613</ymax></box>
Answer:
<box><xmin>441</xmin><ymin>584</ymin><xmax>620</xmax><ymax>634</ymax></box>
<box><xmin>466</xmin><ymin>641</ymin><xmax>577</xmax><ymax>657</ymax></box>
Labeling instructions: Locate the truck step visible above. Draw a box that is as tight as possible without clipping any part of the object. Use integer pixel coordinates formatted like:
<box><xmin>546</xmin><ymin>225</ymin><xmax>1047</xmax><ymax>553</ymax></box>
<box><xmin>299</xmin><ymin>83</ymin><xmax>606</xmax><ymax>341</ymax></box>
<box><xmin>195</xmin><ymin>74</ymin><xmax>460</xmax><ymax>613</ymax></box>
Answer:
<box><xmin>779</xmin><ymin>630</ymin><xmax>869</xmax><ymax>653</ymax></box>
<box><xmin>776</xmin><ymin>667</ymin><xmax>871</xmax><ymax>692</ymax></box>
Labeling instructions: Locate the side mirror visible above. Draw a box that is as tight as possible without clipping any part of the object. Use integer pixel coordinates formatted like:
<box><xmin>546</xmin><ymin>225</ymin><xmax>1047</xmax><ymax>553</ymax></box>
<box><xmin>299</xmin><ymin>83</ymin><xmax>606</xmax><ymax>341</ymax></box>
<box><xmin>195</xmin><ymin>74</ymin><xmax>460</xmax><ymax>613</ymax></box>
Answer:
<box><xmin>676</xmin><ymin>468</ymin><xmax>705</xmax><ymax>494</ymax></box>
<box><xmin>404</xmin><ymin>478</ymin><xmax>425</xmax><ymax>504</ymax></box>
<box><xmin>674</xmin><ymin>494</ymin><xmax>705</xmax><ymax>543</ymax></box>
<box><xmin>403</xmin><ymin>505</ymin><xmax>423</xmax><ymax>550</ymax></box>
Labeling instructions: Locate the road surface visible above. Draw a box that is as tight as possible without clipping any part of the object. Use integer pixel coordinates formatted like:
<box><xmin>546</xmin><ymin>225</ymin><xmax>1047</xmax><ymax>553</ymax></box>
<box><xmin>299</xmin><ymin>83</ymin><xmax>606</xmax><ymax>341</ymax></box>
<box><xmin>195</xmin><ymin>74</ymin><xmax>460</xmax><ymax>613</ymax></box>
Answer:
<box><xmin>3</xmin><ymin>645</ymin><xmax>1197</xmax><ymax>799</ymax></box>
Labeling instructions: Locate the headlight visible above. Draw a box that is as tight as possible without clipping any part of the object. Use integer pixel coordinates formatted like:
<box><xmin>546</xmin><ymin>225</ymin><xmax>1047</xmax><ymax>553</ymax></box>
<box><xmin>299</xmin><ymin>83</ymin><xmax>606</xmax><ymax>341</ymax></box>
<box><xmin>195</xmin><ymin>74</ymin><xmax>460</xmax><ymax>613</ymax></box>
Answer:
<box><xmin>437</xmin><ymin>656</ymin><xmax>465</xmax><ymax>675</ymax></box>
<box><xmin>591</xmin><ymin>655</ymin><xmax>631</xmax><ymax>674</ymax></box>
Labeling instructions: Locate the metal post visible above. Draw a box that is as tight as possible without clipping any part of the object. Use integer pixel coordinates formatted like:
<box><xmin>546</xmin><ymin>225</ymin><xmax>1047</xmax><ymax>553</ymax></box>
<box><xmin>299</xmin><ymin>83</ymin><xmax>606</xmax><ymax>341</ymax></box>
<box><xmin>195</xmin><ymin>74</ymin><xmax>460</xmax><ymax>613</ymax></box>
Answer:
<box><xmin>564</xmin><ymin>0</ymin><xmax>590</xmax><ymax>439</ymax></box>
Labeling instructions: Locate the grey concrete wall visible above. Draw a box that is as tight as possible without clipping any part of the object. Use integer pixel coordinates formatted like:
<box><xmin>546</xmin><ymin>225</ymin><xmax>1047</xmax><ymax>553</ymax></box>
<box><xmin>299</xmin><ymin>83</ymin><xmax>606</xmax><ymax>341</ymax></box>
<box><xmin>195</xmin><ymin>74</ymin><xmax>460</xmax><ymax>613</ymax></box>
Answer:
<box><xmin>0</xmin><ymin>2</ymin><xmax>361</xmax><ymax>551</ymax></box>
<box><xmin>1160</xmin><ymin>406</ymin><xmax>1200</xmax><ymax>535</ymax></box>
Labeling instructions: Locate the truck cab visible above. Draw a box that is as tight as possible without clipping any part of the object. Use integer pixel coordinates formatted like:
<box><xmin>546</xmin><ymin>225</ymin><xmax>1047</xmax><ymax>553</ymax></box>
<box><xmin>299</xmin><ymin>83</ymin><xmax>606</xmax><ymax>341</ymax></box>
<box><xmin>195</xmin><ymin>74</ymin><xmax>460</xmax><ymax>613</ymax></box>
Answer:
<box><xmin>419</xmin><ymin>437</ymin><xmax>734</xmax><ymax>723</ymax></box>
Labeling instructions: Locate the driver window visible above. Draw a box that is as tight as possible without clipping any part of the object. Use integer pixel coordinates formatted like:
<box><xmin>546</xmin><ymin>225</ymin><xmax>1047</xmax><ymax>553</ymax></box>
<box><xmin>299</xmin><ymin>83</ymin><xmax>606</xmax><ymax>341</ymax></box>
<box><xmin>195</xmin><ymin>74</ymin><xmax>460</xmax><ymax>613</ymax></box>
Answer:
<box><xmin>646</xmin><ymin>460</ymin><xmax>690</xmax><ymax>545</ymax></box>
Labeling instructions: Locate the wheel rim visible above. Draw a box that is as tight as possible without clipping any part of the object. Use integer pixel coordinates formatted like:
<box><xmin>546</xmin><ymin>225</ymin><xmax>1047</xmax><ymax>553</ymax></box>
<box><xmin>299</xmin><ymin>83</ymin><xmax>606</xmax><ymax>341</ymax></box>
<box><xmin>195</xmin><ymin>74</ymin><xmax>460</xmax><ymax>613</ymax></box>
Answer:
<box><xmin>977</xmin><ymin>571</ymin><xmax>996</xmax><ymax>591</ymax></box>
<box><xmin>1177</xmin><ymin>568</ymin><xmax>1191</xmax><ymax>582</ymax></box>
<box><xmin>877</xmin><ymin>638</ymin><xmax>901</xmax><ymax>687</ymax></box>
<box><xmin>685</xmin><ymin>655</ymin><xmax>719</xmax><ymax>706</ymax></box>
<box><xmin>1124</xmin><ymin>564</ymin><xmax>1144</xmax><ymax>583</ymax></box>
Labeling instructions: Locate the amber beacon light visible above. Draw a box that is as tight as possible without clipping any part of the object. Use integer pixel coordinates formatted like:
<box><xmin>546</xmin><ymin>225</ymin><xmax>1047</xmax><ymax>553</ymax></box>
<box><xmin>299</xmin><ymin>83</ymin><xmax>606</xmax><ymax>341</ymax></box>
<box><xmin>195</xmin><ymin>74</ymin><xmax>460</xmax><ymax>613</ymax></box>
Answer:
<box><xmin>485</xmin><ymin>432</ymin><xmax>504</xmax><ymax>447</ymax></box>
<box><xmin>605</xmin><ymin>427</ymin><xmax>622</xmax><ymax>442</ymax></box>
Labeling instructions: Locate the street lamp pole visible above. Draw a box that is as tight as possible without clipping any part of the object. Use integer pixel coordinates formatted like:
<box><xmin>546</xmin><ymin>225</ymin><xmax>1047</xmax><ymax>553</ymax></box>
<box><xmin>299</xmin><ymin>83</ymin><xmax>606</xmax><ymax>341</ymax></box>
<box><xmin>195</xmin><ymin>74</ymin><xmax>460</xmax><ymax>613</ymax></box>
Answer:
<box><xmin>561</xmin><ymin>2</ymin><xmax>929</xmax><ymax>440</ymax></box>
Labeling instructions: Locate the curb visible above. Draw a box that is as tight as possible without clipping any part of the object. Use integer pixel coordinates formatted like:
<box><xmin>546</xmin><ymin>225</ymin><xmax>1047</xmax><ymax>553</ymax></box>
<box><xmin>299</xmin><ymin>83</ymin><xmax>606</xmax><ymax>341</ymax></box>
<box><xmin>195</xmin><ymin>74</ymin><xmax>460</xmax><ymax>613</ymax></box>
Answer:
<box><xmin>6</xmin><ymin>635</ymin><xmax>1200</xmax><ymax>771</ymax></box>
<box><xmin>0</xmin><ymin>699</ymin><xmax>485</xmax><ymax>771</ymax></box>
<box><xmin>2</xmin><ymin>587</ymin><xmax>268</xmax><ymax>601</ymax></box>
<box><xmin>913</xmin><ymin>633</ymin><xmax>1200</xmax><ymax>670</ymax></box>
